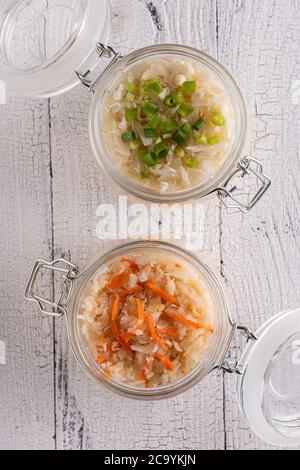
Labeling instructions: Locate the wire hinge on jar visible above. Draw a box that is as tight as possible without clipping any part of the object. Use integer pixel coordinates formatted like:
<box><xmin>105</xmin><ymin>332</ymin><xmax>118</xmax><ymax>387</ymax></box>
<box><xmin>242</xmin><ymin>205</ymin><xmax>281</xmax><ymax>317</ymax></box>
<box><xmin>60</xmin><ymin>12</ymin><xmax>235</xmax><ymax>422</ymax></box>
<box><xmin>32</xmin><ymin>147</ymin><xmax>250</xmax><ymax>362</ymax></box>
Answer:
<box><xmin>217</xmin><ymin>156</ymin><xmax>271</xmax><ymax>213</ymax></box>
<box><xmin>24</xmin><ymin>259</ymin><xmax>81</xmax><ymax>317</ymax></box>
<box><xmin>221</xmin><ymin>324</ymin><xmax>257</xmax><ymax>374</ymax></box>
<box><xmin>75</xmin><ymin>43</ymin><xmax>122</xmax><ymax>94</ymax></box>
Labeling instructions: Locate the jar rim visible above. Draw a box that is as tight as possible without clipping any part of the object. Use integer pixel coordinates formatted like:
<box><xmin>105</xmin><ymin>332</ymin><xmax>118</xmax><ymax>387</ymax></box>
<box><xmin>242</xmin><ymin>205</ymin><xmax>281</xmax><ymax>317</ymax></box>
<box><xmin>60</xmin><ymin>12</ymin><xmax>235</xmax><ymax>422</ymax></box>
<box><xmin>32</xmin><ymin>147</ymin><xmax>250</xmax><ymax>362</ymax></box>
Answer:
<box><xmin>65</xmin><ymin>240</ymin><xmax>234</xmax><ymax>400</ymax></box>
<box><xmin>89</xmin><ymin>43</ymin><xmax>248</xmax><ymax>203</ymax></box>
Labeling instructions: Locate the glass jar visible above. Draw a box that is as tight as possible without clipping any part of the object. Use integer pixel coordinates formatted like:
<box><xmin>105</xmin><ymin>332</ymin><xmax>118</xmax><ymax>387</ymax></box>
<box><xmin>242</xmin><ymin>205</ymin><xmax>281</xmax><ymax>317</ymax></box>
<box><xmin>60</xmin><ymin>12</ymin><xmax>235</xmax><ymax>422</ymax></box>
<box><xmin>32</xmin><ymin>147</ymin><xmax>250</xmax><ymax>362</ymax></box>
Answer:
<box><xmin>25</xmin><ymin>241</ymin><xmax>300</xmax><ymax>447</ymax></box>
<box><xmin>88</xmin><ymin>44</ymin><xmax>271</xmax><ymax>210</ymax></box>
<box><xmin>0</xmin><ymin>0</ymin><xmax>271</xmax><ymax>212</ymax></box>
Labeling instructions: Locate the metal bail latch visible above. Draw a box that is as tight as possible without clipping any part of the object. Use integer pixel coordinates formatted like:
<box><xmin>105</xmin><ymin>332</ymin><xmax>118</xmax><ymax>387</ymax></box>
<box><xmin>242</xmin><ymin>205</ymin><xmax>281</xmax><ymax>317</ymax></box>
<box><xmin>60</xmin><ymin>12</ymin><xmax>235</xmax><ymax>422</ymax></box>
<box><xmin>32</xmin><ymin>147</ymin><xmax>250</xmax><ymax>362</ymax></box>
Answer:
<box><xmin>75</xmin><ymin>43</ymin><xmax>122</xmax><ymax>94</ymax></box>
<box><xmin>221</xmin><ymin>324</ymin><xmax>257</xmax><ymax>374</ymax></box>
<box><xmin>217</xmin><ymin>156</ymin><xmax>271</xmax><ymax>213</ymax></box>
<box><xmin>24</xmin><ymin>259</ymin><xmax>79</xmax><ymax>317</ymax></box>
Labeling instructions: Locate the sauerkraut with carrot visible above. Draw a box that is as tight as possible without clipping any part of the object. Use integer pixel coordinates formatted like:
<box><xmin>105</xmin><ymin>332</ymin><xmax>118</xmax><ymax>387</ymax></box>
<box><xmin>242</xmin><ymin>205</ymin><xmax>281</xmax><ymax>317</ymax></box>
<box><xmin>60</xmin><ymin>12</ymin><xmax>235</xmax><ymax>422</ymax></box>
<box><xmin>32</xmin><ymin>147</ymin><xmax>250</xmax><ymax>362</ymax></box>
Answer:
<box><xmin>79</xmin><ymin>253</ymin><xmax>214</xmax><ymax>387</ymax></box>
<box><xmin>101</xmin><ymin>58</ymin><xmax>234</xmax><ymax>192</ymax></box>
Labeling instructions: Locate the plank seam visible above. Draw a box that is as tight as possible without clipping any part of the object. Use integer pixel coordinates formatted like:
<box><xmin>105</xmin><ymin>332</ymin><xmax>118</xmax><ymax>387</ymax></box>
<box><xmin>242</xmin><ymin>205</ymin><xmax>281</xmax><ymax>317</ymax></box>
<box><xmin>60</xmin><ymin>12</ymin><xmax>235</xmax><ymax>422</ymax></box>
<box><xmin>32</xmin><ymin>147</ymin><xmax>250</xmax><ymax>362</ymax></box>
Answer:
<box><xmin>43</xmin><ymin>2</ymin><xmax>57</xmax><ymax>449</ymax></box>
<box><xmin>47</xmin><ymin>97</ymin><xmax>57</xmax><ymax>450</ymax></box>
<box><xmin>216</xmin><ymin>0</ymin><xmax>226</xmax><ymax>451</ymax></box>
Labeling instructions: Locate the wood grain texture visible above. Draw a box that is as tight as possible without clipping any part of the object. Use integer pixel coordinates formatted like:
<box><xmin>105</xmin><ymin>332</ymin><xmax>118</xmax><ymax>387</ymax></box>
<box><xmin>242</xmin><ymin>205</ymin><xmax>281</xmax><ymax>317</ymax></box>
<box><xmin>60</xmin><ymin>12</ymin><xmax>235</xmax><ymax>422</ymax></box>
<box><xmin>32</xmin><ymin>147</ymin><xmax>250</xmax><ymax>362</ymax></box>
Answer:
<box><xmin>50</xmin><ymin>0</ymin><xmax>225</xmax><ymax>451</ymax></box>
<box><xmin>0</xmin><ymin>96</ymin><xmax>55</xmax><ymax>449</ymax></box>
<box><xmin>0</xmin><ymin>0</ymin><xmax>299</xmax><ymax>450</ymax></box>
<box><xmin>217</xmin><ymin>0</ymin><xmax>300</xmax><ymax>449</ymax></box>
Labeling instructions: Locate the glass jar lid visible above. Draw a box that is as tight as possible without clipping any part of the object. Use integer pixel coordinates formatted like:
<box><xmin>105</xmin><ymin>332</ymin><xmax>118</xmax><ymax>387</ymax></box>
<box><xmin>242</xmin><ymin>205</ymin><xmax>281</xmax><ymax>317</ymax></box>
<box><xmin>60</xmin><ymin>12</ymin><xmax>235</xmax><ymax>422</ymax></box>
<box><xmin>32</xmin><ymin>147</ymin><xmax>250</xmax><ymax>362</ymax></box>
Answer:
<box><xmin>237</xmin><ymin>308</ymin><xmax>300</xmax><ymax>446</ymax></box>
<box><xmin>0</xmin><ymin>0</ymin><xmax>110</xmax><ymax>97</ymax></box>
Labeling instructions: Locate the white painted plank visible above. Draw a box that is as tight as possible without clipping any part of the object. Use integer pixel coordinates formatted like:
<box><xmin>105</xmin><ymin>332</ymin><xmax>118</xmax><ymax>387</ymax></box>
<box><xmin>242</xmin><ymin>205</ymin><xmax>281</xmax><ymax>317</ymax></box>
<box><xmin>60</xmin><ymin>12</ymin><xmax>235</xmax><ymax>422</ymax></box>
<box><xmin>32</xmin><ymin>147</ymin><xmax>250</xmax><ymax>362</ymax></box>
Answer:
<box><xmin>217</xmin><ymin>0</ymin><xmax>300</xmax><ymax>449</ymax></box>
<box><xmin>50</xmin><ymin>0</ymin><xmax>225</xmax><ymax>450</ymax></box>
<box><xmin>1</xmin><ymin>0</ymin><xmax>298</xmax><ymax>451</ymax></box>
<box><xmin>0</xmin><ymin>95</ymin><xmax>55</xmax><ymax>449</ymax></box>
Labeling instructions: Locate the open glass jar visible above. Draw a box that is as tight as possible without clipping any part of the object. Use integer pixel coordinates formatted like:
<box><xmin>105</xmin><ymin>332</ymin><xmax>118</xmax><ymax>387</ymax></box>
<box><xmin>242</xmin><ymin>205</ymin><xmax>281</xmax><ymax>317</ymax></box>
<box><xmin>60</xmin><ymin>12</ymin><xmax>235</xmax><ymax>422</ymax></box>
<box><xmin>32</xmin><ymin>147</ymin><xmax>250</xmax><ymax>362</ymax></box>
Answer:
<box><xmin>0</xmin><ymin>0</ymin><xmax>271</xmax><ymax>212</ymax></box>
<box><xmin>25</xmin><ymin>241</ymin><xmax>300</xmax><ymax>447</ymax></box>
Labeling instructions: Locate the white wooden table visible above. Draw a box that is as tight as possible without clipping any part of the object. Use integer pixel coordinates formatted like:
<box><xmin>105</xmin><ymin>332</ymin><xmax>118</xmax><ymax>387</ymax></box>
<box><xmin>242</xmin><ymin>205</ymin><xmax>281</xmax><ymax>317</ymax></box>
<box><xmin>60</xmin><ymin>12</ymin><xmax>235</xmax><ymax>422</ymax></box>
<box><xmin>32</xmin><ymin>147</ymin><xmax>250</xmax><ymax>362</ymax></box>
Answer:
<box><xmin>0</xmin><ymin>0</ymin><xmax>299</xmax><ymax>450</ymax></box>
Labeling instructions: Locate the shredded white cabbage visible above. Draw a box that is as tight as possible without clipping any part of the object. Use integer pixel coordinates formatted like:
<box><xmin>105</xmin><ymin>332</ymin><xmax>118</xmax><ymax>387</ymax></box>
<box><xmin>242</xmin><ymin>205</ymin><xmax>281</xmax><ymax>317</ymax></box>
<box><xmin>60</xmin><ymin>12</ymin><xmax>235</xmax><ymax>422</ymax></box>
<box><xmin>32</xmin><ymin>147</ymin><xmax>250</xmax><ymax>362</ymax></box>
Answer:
<box><xmin>101</xmin><ymin>57</ymin><xmax>234</xmax><ymax>193</ymax></box>
<box><xmin>79</xmin><ymin>253</ymin><xmax>214</xmax><ymax>387</ymax></box>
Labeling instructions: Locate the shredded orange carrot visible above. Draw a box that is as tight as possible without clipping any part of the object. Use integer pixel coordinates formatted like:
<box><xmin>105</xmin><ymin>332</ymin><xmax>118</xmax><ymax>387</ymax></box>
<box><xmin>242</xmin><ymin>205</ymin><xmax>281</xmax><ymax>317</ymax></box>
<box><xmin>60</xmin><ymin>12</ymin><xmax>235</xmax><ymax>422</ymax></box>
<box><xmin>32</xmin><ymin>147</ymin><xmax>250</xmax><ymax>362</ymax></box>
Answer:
<box><xmin>103</xmin><ymin>369</ymin><xmax>112</xmax><ymax>380</ymax></box>
<box><xmin>119</xmin><ymin>285</ymin><xmax>143</xmax><ymax>299</ymax></box>
<box><xmin>166</xmin><ymin>310</ymin><xmax>205</xmax><ymax>329</ymax></box>
<box><xmin>108</xmin><ymin>271</ymin><xmax>130</xmax><ymax>290</ymax></box>
<box><xmin>158</xmin><ymin>328</ymin><xmax>179</xmax><ymax>337</ymax></box>
<box><xmin>121</xmin><ymin>258</ymin><xmax>140</xmax><ymax>272</ymax></box>
<box><xmin>97</xmin><ymin>356</ymin><xmax>106</xmax><ymax>365</ymax></box>
<box><xmin>135</xmin><ymin>298</ymin><xmax>145</xmax><ymax>329</ymax></box>
<box><xmin>146</xmin><ymin>278</ymin><xmax>177</xmax><ymax>304</ymax></box>
<box><xmin>146</xmin><ymin>314</ymin><xmax>168</xmax><ymax>350</ymax></box>
<box><xmin>154</xmin><ymin>353</ymin><xmax>175</xmax><ymax>371</ymax></box>
<box><xmin>121</xmin><ymin>332</ymin><xmax>134</xmax><ymax>343</ymax></box>
<box><xmin>111</xmin><ymin>294</ymin><xmax>120</xmax><ymax>322</ymax></box>
<box><xmin>111</xmin><ymin>295</ymin><xmax>131</xmax><ymax>352</ymax></box>
<box><xmin>99</xmin><ymin>333</ymin><xmax>106</xmax><ymax>346</ymax></box>
<box><xmin>117</xmin><ymin>335</ymin><xmax>132</xmax><ymax>352</ymax></box>
<box><xmin>139</xmin><ymin>370</ymin><xmax>146</xmax><ymax>382</ymax></box>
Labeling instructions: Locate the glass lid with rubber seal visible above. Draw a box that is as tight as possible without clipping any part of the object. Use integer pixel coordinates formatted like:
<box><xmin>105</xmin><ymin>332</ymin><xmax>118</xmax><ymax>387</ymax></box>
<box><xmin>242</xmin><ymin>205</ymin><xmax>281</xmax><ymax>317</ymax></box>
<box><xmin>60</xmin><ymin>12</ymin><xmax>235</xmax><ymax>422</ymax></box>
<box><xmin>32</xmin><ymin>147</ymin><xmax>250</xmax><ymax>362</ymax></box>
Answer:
<box><xmin>235</xmin><ymin>308</ymin><xmax>300</xmax><ymax>447</ymax></box>
<box><xmin>0</xmin><ymin>0</ymin><xmax>111</xmax><ymax>97</ymax></box>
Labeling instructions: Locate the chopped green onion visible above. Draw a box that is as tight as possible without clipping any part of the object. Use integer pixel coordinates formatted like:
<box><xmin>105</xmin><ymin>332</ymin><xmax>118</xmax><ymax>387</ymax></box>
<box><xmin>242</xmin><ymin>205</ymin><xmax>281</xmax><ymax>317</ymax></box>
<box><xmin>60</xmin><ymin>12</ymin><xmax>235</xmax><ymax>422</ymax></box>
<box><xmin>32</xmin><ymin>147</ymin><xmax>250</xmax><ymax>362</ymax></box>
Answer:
<box><xmin>164</xmin><ymin>95</ymin><xmax>175</xmax><ymax>107</ymax></box>
<box><xmin>129</xmin><ymin>139</ymin><xmax>140</xmax><ymax>150</ymax></box>
<box><xmin>173</xmin><ymin>128</ymin><xmax>188</xmax><ymax>145</ymax></box>
<box><xmin>140</xmin><ymin>170</ymin><xmax>149</xmax><ymax>179</ymax></box>
<box><xmin>181</xmin><ymin>80</ymin><xmax>196</xmax><ymax>94</ymax></box>
<box><xmin>139</xmin><ymin>151</ymin><xmax>158</xmax><ymax>167</ymax></box>
<box><xmin>144</xmin><ymin>128</ymin><xmax>157</xmax><ymax>139</ymax></box>
<box><xmin>127</xmin><ymin>82</ymin><xmax>136</xmax><ymax>93</ymax></box>
<box><xmin>125</xmin><ymin>108</ymin><xmax>138</xmax><ymax>122</ymax></box>
<box><xmin>185</xmin><ymin>157</ymin><xmax>198</xmax><ymax>168</ymax></box>
<box><xmin>164</xmin><ymin>91</ymin><xmax>183</xmax><ymax>107</ymax></box>
<box><xmin>173</xmin><ymin>92</ymin><xmax>184</xmax><ymax>104</ymax></box>
<box><xmin>175</xmin><ymin>146</ymin><xmax>185</xmax><ymax>158</ymax></box>
<box><xmin>121</xmin><ymin>131</ymin><xmax>137</xmax><ymax>143</ymax></box>
<box><xmin>142</xmin><ymin>101</ymin><xmax>159</xmax><ymax>117</ymax></box>
<box><xmin>155</xmin><ymin>136</ymin><xmax>163</xmax><ymax>145</ymax></box>
<box><xmin>181</xmin><ymin>123</ymin><xmax>193</xmax><ymax>136</ymax></box>
<box><xmin>207</xmin><ymin>135</ymin><xmax>220</xmax><ymax>145</ymax></box>
<box><xmin>162</xmin><ymin>119</ymin><xmax>178</xmax><ymax>133</ymax></box>
<box><xmin>140</xmin><ymin>85</ymin><xmax>149</xmax><ymax>96</ymax></box>
<box><xmin>154</xmin><ymin>142</ymin><xmax>169</xmax><ymax>159</ymax></box>
<box><xmin>177</xmin><ymin>102</ymin><xmax>193</xmax><ymax>117</ymax></box>
<box><xmin>146</xmin><ymin>80</ymin><xmax>164</xmax><ymax>95</ymax></box>
<box><xmin>150</xmin><ymin>115</ymin><xmax>161</xmax><ymax>129</ymax></box>
<box><xmin>196</xmin><ymin>135</ymin><xmax>208</xmax><ymax>145</ymax></box>
<box><xmin>211</xmin><ymin>112</ymin><xmax>225</xmax><ymax>126</ymax></box>
<box><xmin>192</xmin><ymin>118</ymin><xmax>205</xmax><ymax>131</ymax></box>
